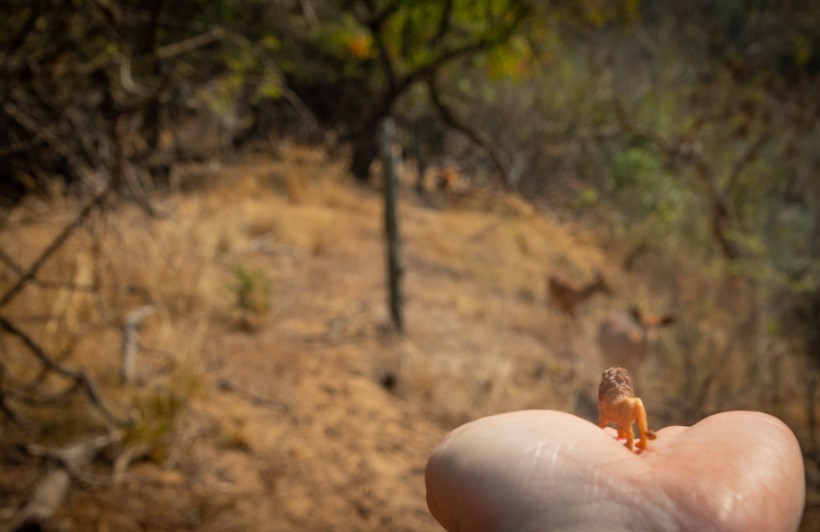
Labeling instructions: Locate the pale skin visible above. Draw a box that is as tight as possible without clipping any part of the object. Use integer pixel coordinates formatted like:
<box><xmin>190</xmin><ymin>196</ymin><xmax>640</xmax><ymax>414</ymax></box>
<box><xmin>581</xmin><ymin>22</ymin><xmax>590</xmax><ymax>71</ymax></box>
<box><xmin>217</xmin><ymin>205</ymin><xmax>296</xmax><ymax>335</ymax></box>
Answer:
<box><xmin>426</xmin><ymin>410</ymin><xmax>805</xmax><ymax>531</ymax></box>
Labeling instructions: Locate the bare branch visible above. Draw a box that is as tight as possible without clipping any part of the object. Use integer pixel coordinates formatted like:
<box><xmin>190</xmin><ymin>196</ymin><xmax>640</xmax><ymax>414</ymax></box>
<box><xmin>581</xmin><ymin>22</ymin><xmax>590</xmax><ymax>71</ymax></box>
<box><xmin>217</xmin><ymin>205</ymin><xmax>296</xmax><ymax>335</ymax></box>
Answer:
<box><xmin>4</xmin><ymin>379</ymin><xmax>83</xmax><ymax>407</ymax></box>
<box><xmin>297</xmin><ymin>0</ymin><xmax>319</xmax><ymax>28</ymax></box>
<box><xmin>13</xmin><ymin>431</ymin><xmax>123</xmax><ymax>531</ymax></box>
<box><xmin>2</xmin><ymin>101</ymin><xmax>96</xmax><ymax>181</ymax></box>
<box><xmin>154</xmin><ymin>27</ymin><xmax>226</xmax><ymax>61</ymax></box>
<box><xmin>120</xmin><ymin>305</ymin><xmax>155</xmax><ymax>385</ymax></box>
<box><xmin>427</xmin><ymin>78</ymin><xmax>512</xmax><ymax>189</ymax></box>
<box><xmin>0</xmin><ymin>186</ymin><xmax>110</xmax><ymax>308</ymax></box>
<box><xmin>1</xmin><ymin>247</ymin><xmax>95</xmax><ymax>292</ymax></box>
<box><xmin>362</xmin><ymin>0</ymin><xmax>402</xmax><ymax>92</ymax></box>
<box><xmin>0</xmin><ymin>316</ymin><xmax>128</xmax><ymax>426</ymax></box>
<box><xmin>216</xmin><ymin>377</ymin><xmax>290</xmax><ymax>411</ymax></box>
<box><xmin>431</xmin><ymin>0</ymin><xmax>454</xmax><ymax>45</ymax></box>
<box><xmin>726</xmin><ymin>130</ymin><xmax>771</xmax><ymax>195</ymax></box>
<box><xmin>0</xmin><ymin>249</ymin><xmax>24</xmax><ymax>276</ymax></box>
<box><xmin>0</xmin><ymin>393</ymin><xmax>34</xmax><ymax>431</ymax></box>
<box><xmin>25</xmin><ymin>431</ymin><xmax>123</xmax><ymax>465</ymax></box>
<box><xmin>0</xmin><ymin>3</ymin><xmax>42</xmax><ymax>67</ymax></box>
<box><xmin>11</xmin><ymin>467</ymin><xmax>71</xmax><ymax>532</ymax></box>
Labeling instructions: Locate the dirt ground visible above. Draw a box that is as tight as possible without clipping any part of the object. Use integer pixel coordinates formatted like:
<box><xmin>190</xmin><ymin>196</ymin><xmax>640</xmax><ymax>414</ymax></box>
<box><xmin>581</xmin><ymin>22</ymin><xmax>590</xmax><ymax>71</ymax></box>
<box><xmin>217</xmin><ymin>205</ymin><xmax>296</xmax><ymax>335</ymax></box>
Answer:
<box><xmin>0</xmin><ymin>147</ymin><xmax>816</xmax><ymax>530</ymax></box>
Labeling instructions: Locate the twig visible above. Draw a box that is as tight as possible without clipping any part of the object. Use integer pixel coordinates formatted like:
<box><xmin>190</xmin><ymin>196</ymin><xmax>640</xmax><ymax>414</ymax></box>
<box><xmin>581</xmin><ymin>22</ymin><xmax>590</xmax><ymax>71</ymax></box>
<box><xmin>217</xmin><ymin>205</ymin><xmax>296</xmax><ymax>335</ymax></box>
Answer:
<box><xmin>113</xmin><ymin>441</ymin><xmax>152</xmax><ymax>484</ymax></box>
<box><xmin>0</xmin><ymin>3</ymin><xmax>41</xmax><ymax>67</ymax></box>
<box><xmin>13</xmin><ymin>431</ymin><xmax>123</xmax><ymax>531</ymax></box>
<box><xmin>0</xmin><ymin>316</ymin><xmax>128</xmax><ymax>426</ymax></box>
<box><xmin>154</xmin><ymin>27</ymin><xmax>226</xmax><ymax>60</ymax></box>
<box><xmin>427</xmin><ymin>77</ymin><xmax>512</xmax><ymax>189</ymax></box>
<box><xmin>0</xmin><ymin>186</ymin><xmax>110</xmax><ymax>308</ymax></box>
<box><xmin>297</xmin><ymin>0</ymin><xmax>318</xmax><ymax>27</ymax></box>
<box><xmin>216</xmin><ymin>377</ymin><xmax>289</xmax><ymax>411</ymax></box>
<box><xmin>33</xmin><ymin>280</ymin><xmax>97</xmax><ymax>292</ymax></box>
<box><xmin>725</xmin><ymin>130</ymin><xmax>771</xmax><ymax>195</ymax></box>
<box><xmin>120</xmin><ymin>305</ymin><xmax>155</xmax><ymax>385</ymax></box>
<box><xmin>0</xmin><ymin>249</ymin><xmax>24</xmax><ymax>275</ymax></box>
<box><xmin>0</xmin><ymin>393</ymin><xmax>34</xmax><ymax>431</ymax></box>
<box><xmin>4</xmin><ymin>379</ymin><xmax>83</xmax><ymax>406</ymax></box>
<box><xmin>11</xmin><ymin>467</ymin><xmax>71</xmax><ymax>532</ymax></box>
<box><xmin>26</xmin><ymin>431</ymin><xmax>124</xmax><ymax>466</ymax></box>
<box><xmin>2</xmin><ymin>101</ymin><xmax>96</xmax><ymax>184</ymax></box>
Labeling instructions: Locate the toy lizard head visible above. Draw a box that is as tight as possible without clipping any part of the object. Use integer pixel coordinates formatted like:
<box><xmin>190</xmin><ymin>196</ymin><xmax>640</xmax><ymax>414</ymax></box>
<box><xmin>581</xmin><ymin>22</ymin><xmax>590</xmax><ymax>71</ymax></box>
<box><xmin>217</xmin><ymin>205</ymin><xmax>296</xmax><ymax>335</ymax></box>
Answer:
<box><xmin>598</xmin><ymin>366</ymin><xmax>634</xmax><ymax>405</ymax></box>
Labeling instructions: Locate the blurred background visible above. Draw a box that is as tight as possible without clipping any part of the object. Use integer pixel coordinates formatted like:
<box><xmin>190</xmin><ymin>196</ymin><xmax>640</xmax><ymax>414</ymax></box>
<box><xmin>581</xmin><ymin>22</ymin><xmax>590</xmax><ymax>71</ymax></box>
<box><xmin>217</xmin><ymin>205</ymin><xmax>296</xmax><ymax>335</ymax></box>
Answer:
<box><xmin>0</xmin><ymin>0</ymin><xmax>817</xmax><ymax>530</ymax></box>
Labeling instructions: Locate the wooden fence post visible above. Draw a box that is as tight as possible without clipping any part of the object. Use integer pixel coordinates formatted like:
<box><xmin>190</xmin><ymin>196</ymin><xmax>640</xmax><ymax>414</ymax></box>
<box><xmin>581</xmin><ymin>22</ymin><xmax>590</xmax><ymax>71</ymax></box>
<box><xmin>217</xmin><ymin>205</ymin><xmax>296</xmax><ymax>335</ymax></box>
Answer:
<box><xmin>379</xmin><ymin>118</ymin><xmax>404</xmax><ymax>333</ymax></box>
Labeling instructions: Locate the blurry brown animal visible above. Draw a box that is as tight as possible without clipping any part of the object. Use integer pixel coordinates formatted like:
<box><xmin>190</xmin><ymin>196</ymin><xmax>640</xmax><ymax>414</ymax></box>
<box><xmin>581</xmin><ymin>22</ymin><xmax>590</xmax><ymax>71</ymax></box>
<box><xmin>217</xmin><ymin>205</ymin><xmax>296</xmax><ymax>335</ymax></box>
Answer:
<box><xmin>547</xmin><ymin>271</ymin><xmax>612</xmax><ymax>321</ymax></box>
<box><xmin>436</xmin><ymin>166</ymin><xmax>461</xmax><ymax>191</ymax></box>
<box><xmin>597</xmin><ymin>307</ymin><xmax>675</xmax><ymax>373</ymax></box>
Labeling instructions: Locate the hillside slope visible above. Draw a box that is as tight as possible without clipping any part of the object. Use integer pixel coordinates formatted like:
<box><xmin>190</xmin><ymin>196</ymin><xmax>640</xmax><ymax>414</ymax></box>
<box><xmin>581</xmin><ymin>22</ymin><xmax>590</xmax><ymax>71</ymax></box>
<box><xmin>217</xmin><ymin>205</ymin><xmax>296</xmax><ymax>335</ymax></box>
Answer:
<box><xmin>1</xmin><ymin>146</ymin><xmax>814</xmax><ymax>529</ymax></box>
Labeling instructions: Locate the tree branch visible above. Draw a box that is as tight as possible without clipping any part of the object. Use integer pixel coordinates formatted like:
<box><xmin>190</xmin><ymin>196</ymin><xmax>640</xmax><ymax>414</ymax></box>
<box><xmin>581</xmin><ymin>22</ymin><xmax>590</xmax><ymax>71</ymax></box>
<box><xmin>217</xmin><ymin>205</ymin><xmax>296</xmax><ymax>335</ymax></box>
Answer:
<box><xmin>613</xmin><ymin>98</ymin><xmax>741</xmax><ymax>260</ymax></box>
<box><xmin>153</xmin><ymin>26</ymin><xmax>226</xmax><ymax>61</ymax></box>
<box><xmin>362</xmin><ymin>0</ymin><xmax>402</xmax><ymax>92</ymax></box>
<box><xmin>12</xmin><ymin>431</ymin><xmax>123</xmax><ymax>531</ymax></box>
<box><xmin>120</xmin><ymin>304</ymin><xmax>155</xmax><ymax>385</ymax></box>
<box><xmin>0</xmin><ymin>316</ymin><xmax>128</xmax><ymax>426</ymax></box>
<box><xmin>431</xmin><ymin>0</ymin><xmax>454</xmax><ymax>46</ymax></box>
<box><xmin>427</xmin><ymin>77</ymin><xmax>512</xmax><ymax>189</ymax></box>
<box><xmin>725</xmin><ymin>130</ymin><xmax>771</xmax><ymax>196</ymax></box>
<box><xmin>0</xmin><ymin>185</ymin><xmax>110</xmax><ymax>308</ymax></box>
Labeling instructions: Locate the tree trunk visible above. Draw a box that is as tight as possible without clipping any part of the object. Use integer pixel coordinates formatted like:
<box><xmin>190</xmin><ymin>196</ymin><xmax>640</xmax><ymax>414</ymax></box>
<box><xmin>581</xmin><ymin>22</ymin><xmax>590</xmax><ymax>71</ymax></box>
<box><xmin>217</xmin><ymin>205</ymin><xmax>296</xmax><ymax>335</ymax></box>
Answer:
<box><xmin>351</xmin><ymin>88</ymin><xmax>400</xmax><ymax>181</ymax></box>
<box><xmin>351</xmin><ymin>127</ymin><xmax>380</xmax><ymax>182</ymax></box>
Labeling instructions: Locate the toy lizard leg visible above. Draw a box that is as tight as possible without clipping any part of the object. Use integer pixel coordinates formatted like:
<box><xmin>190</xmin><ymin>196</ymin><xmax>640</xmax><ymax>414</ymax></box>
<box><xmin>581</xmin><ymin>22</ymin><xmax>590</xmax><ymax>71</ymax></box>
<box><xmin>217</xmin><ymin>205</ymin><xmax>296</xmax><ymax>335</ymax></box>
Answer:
<box><xmin>624</xmin><ymin>424</ymin><xmax>635</xmax><ymax>450</ymax></box>
<box><xmin>634</xmin><ymin>397</ymin><xmax>657</xmax><ymax>450</ymax></box>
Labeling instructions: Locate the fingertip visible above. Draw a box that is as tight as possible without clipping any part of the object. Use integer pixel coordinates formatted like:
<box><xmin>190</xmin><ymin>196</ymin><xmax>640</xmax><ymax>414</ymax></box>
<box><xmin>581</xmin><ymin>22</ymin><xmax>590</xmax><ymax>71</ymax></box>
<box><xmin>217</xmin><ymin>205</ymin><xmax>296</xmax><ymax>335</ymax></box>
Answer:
<box><xmin>425</xmin><ymin>484</ymin><xmax>449</xmax><ymax>530</ymax></box>
<box><xmin>659</xmin><ymin>410</ymin><xmax>806</xmax><ymax>530</ymax></box>
<box><xmin>425</xmin><ymin>424</ymin><xmax>466</xmax><ymax>531</ymax></box>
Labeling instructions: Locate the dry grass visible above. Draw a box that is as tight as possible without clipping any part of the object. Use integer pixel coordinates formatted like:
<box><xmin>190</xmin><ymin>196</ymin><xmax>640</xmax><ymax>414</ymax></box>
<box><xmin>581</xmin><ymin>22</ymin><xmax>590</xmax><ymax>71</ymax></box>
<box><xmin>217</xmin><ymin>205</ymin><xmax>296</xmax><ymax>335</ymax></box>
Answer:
<box><xmin>0</xmin><ymin>144</ymin><xmax>816</xmax><ymax>529</ymax></box>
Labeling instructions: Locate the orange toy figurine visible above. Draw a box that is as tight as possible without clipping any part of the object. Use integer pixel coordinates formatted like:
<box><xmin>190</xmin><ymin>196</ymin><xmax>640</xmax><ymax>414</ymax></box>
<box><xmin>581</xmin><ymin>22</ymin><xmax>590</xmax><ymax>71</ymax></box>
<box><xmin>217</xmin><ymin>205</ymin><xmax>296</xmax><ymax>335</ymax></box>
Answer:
<box><xmin>597</xmin><ymin>367</ymin><xmax>657</xmax><ymax>451</ymax></box>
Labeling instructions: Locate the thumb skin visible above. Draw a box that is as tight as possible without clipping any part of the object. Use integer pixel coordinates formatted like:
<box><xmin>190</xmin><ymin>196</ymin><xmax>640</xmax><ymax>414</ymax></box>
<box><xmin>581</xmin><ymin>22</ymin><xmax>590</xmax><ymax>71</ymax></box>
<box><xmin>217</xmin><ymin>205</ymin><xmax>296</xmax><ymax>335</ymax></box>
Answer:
<box><xmin>425</xmin><ymin>410</ymin><xmax>806</xmax><ymax>532</ymax></box>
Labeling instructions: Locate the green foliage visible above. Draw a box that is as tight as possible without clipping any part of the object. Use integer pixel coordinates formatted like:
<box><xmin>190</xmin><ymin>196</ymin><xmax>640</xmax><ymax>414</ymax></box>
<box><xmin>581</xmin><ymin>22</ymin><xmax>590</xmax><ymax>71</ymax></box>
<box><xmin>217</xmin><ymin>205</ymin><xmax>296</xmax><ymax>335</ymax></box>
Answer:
<box><xmin>200</xmin><ymin>35</ymin><xmax>284</xmax><ymax>113</ymax></box>
<box><xmin>767</xmin><ymin>203</ymin><xmax>817</xmax><ymax>274</ymax></box>
<box><xmin>611</xmin><ymin>145</ymin><xmax>684</xmax><ymax>228</ymax></box>
<box><xmin>308</xmin><ymin>14</ymin><xmax>376</xmax><ymax>78</ymax></box>
<box><xmin>486</xmin><ymin>35</ymin><xmax>533</xmax><ymax>80</ymax></box>
<box><xmin>572</xmin><ymin>186</ymin><xmax>600</xmax><ymax>211</ymax></box>
<box><xmin>278</xmin><ymin>0</ymin><xmax>535</xmax><ymax>122</ymax></box>
<box><xmin>234</xmin><ymin>264</ymin><xmax>272</xmax><ymax>315</ymax></box>
<box><xmin>123</xmin><ymin>367</ymin><xmax>200</xmax><ymax>460</ymax></box>
<box><xmin>613</xmin><ymin>146</ymin><xmax>658</xmax><ymax>190</ymax></box>
<box><xmin>124</xmin><ymin>387</ymin><xmax>189</xmax><ymax>462</ymax></box>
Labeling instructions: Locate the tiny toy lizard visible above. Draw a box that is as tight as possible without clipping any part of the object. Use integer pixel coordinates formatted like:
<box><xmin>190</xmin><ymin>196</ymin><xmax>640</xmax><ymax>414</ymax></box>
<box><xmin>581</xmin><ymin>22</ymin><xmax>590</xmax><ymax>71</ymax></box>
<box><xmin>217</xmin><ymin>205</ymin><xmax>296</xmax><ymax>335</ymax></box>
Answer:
<box><xmin>598</xmin><ymin>367</ymin><xmax>657</xmax><ymax>451</ymax></box>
